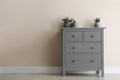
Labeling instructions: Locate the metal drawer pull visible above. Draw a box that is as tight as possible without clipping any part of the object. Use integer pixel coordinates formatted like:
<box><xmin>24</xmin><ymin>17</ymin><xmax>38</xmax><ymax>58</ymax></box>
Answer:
<box><xmin>72</xmin><ymin>47</ymin><xmax>75</xmax><ymax>49</ymax></box>
<box><xmin>72</xmin><ymin>60</ymin><xmax>75</xmax><ymax>63</ymax></box>
<box><xmin>90</xmin><ymin>35</ymin><xmax>94</xmax><ymax>38</ymax></box>
<box><xmin>90</xmin><ymin>47</ymin><xmax>94</xmax><ymax>49</ymax></box>
<box><xmin>90</xmin><ymin>60</ymin><xmax>94</xmax><ymax>63</ymax></box>
<box><xmin>72</xmin><ymin>35</ymin><xmax>75</xmax><ymax>38</ymax></box>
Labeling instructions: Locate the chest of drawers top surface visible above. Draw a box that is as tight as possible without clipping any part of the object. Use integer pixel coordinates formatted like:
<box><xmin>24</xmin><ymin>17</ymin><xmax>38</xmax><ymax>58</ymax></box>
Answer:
<box><xmin>62</xmin><ymin>27</ymin><xmax>105</xmax><ymax>30</ymax></box>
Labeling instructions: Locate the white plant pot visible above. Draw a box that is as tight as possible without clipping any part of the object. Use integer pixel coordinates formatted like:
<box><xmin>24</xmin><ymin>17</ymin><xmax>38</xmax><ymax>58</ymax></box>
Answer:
<box><xmin>64</xmin><ymin>23</ymin><xmax>71</xmax><ymax>27</ymax></box>
<box><xmin>94</xmin><ymin>22</ymin><xmax>101</xmax><ymax>27</ymax></box>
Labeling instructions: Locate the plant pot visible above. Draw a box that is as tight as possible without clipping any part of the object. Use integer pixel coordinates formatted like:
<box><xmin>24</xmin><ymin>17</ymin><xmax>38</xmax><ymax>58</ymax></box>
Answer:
<box><xmin>64</xmin><ymin>23</ymin><xmax>71</xmax><ymax>27</ymax></box>
<box><xmin>94</xmin><ymin>22</ymin><xmax>101</xmax><ymax>27</ymax></box>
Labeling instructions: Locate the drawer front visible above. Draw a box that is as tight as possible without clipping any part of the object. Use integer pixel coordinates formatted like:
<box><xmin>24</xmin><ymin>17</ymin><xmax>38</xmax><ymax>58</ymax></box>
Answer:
<box><xmin>66</xmin><ymin>54</ymin><xmax>101</xmax><ymax>69</ymax></box>
<box><xmin>84</xmin><ymin>31</ymin><xmax>101</xmax><ymax>41</ymax></box>
<box><xmin>65</xmin><ymin>31</ymin><xmax>82</xmax><ymax>41</ymax></box>
<box><xmin>65</xmin><ymin>43</ymin><xmax>101</xmax><ymax>52</ymax></box>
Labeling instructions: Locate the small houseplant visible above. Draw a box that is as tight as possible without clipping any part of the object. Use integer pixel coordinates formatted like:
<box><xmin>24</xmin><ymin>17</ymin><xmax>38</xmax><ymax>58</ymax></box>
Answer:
<box><xmin>62</xmin><ymin>17</ymin><xmax>76</xmax><ymax>28</ymax></box>
<box><xmin>94</xmin><ymin>18</ymin><xmax>101</xmax><ymax>27</ymax></box>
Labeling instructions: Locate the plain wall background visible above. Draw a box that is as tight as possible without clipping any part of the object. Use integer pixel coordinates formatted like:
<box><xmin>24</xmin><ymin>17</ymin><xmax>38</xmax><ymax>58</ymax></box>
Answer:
<box><xmin>0</xmin><ymin>0</ymin><xmax>120</xmax><ymax>67</ymax></box>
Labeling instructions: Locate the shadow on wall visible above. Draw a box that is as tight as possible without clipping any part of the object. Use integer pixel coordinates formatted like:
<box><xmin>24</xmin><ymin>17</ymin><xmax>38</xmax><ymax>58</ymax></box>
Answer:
<box><xmin>47</xmin><ymin>30</ymin><xmax>62</xmax><ymax>66</ymax></box>
<box><xmin>39</xmin><ymin>19</ymin><xmax>62</xmax><ymax>66</ymax></box>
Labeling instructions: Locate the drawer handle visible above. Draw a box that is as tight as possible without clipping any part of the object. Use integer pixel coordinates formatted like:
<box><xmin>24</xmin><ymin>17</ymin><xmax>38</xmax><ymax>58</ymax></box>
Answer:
<box><xmin>72</xmin><ymin>47</ymin><xmax>75</xmax><ymax>49</ymax></box>
<box><xmin>72</xmin><ymin>35</ymin><xmax>75</xmax><ymax>38</ymax></box>
<box><xmin>90</xmin><ymin>47</ymin><xmax>94</xmax><ymax>49</ymax></box>
<box><xmin>90</xmin><ymin>35</ymin><xmax>94</xmax><ymax>38</ymax></box>
<box><xmin>90</xmin><ymin>60</ymin><xmax>94</xmax><ymax>63</ymax></box>
<box><xmin>72</xmin><ymin>60</ymin><xmax>75</xmax><ymax>63</ymax></box>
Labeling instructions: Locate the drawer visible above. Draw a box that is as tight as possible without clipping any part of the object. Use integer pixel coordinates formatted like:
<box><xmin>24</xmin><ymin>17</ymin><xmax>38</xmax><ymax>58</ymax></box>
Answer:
<box><xmin>66</xmin><ymin>54</ymin><xmax>101</xmax><ymax>69</ymax></box>
<box><xmin>84</xmin><ymin>31</ymin><xmax>101</xmax><ymax>41</ymax></box>
<box><xmin>65</xmin><ymin>43</ymin><xmax>101</xmax><ymax>53</ymax></box>
<box><xmin>65</xmin><ymin>31</ymin><xmax>82</xmax><ymax>41</ymax></box>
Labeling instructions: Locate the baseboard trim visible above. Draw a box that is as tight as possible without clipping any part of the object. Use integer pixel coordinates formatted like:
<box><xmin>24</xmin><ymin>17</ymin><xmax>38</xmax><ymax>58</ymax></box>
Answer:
<box><xmin>0</xmin><ymin>67</ymin><xmax>120</xmax><ymax>74</ymax></box>
<box><xmin>0</xmin><ymin>67</ymin><xmax>61</xmax><ymax>73</ymax></box>
<box><xmin>105</xmin><ymin>67</ymin><xmax>120</xmax><ymax>74</ymax></box>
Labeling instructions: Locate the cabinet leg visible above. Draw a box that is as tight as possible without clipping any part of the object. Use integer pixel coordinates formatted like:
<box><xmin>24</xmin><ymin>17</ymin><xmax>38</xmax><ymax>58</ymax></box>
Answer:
<box><xmin>63</xmin><ymin>71</ymin><xmax>65</xmax><ymax>76</ymax></box>
<box><xmin>96</xmin><ymin>71</ymin><xmax>100</xmax><ymax>74</ymax></box>
<box><xmin>101</xmin><ymin>70</ymin><xmax>104</xmax><ymax>77</ymax></box>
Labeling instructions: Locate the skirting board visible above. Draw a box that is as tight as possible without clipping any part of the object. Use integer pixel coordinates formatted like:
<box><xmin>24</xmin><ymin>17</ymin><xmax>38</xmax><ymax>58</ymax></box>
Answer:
<box><xmin>0</xmin><ymin>67</ymin><xmax>120</xmax><ymax>74</ymax></box>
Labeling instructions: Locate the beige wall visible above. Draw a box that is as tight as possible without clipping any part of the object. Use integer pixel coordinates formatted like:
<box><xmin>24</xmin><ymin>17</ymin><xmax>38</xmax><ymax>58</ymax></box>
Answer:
<box><xmin>0</xmin><ymin>0</ymin><xmax>120</xmax><ymax>67</ymax></box>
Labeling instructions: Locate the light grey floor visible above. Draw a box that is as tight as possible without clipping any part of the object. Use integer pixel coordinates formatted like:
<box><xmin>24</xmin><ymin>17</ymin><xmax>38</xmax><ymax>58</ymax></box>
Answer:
<box><xmin>0</xmin><ymin>73</ymin><xmax>120</xmax><ymax>80</ymax></box>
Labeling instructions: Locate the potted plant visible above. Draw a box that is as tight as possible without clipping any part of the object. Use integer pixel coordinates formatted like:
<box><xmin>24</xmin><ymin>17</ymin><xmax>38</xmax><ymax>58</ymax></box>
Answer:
<box><xmin>62</xmin><ymin>17</ymin><xmax>76</xmax><ymax>28</ymax></box>
<box><xmin>94</xmin><ymin>18</ymin><xmax>101</xmax><ymax>27</ymax></box>
<box><xmin>70</xmin><ymin>21</ymin><xmax>76</xmax><ymax>28</ymax></box>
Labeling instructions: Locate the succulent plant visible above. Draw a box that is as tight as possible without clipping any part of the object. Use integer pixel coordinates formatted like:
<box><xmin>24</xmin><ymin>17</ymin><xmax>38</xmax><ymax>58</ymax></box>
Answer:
<box><xmin>70</xmin><ymin>21</ymin><xmax>76</xmax><ymax>28</ymax></box>
<box><xmin>62</xmin><ymin>17</ymin><xmax>73</xmax><ymax>23</ymax></box>
<box><xmin>94</xmin><ymin>18</ymin><xmax>100</xmax><ymax>22</ymax></box>
<box><xmin>62</xmin><ymin>17</ymin><xmax>76</xmax><ymax>27</ymax></box>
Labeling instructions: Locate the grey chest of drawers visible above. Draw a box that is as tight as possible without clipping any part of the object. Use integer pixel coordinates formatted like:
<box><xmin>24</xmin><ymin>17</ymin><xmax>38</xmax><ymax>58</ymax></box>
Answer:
<box><xmin>62</xmin><ymin>28</ymin><xmax>105</xmax><ymax>76</ymax></box>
